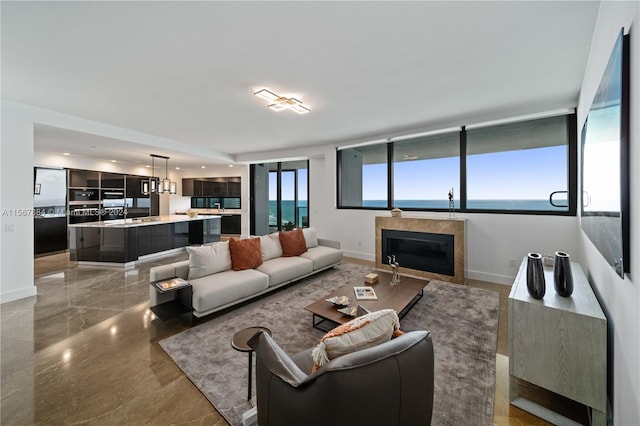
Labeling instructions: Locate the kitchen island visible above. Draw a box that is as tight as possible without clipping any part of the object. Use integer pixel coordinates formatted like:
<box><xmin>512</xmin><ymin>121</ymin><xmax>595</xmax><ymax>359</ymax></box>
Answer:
<box><xmin>69</xmin><ymin>215</ymin><xmax>221</xmax><ymax>264</ymax></box>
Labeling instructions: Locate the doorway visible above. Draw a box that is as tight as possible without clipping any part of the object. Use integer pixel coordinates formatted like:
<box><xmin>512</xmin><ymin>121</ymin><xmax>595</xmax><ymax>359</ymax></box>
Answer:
<box><xmin>250</xmin><ymin>160</ymin><xmax>308</xmax><ymax>235</ymax></box>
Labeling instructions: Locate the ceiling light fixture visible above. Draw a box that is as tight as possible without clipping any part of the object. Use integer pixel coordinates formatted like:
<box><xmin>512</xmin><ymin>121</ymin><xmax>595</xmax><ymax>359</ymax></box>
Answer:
<box><xmin>142</xmin><ymin>154</ymin><xmax>176</xmax><ymax>195</ymax></box>
<box><xmin>254</xmin><ymin>88</ymin><xmax>311</xmax><ymax>114</ymax></box>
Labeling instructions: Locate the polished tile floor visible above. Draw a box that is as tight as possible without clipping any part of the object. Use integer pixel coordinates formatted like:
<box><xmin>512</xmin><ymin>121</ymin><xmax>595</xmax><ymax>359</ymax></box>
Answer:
<box><xmin>1</xmin><ymin>253</ymin><xmax>586</xmax><ymax>425</ymax></box>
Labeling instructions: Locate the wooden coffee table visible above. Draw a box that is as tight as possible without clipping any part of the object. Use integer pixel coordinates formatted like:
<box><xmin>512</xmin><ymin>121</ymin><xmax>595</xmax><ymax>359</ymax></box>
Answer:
<box><xmin>304</xmin><ymin>271</ymin><xmax>428</xmax><ymax>331</ymax></box>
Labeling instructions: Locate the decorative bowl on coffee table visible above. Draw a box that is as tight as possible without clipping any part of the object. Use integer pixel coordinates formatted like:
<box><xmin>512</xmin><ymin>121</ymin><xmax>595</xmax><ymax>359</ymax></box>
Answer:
<box><xmin>326</xmin><ymin>295</ymin><xmax>350</xmax><ymax>306</ymax></box>
<box><xmin>337</xmin><ymin>306</ymin><xmax>358</xmax><ymax>317</ymax></box>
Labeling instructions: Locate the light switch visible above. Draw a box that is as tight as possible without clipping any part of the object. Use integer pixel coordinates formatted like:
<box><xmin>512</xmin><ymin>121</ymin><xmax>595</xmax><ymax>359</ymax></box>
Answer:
<box><xmin>5</xmin><ymin>224</ymin><xmax>15</xmax><ymax>233</ymax></box>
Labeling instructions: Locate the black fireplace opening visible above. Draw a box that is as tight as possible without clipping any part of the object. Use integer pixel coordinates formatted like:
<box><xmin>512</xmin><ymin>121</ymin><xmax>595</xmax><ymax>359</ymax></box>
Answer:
<box><xmin>382</xmin><ymin>229</ymin><xmax>455</xmax><ymax>276</ymax></box>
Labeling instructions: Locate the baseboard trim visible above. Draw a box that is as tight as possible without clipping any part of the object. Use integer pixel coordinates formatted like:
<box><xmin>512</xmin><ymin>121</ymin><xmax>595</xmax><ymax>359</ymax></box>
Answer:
<box><xmin>465</xmin><ymin>269</ymin><xmax>514</xmax><ymax>285</ymax></box>
<box><xmin>0</xmin><ymin>286</ymin><xmax>37</xmax><ymax>304</ymax></box>
<box><xmin>343</xmin><ymin>251</ymin><xmax>375</xmax><ymax>262</ymax></box>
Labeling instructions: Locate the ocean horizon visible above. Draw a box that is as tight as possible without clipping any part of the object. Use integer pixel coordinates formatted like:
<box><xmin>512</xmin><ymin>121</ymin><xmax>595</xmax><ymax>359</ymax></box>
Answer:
<box><xmin>269</xmin><ymin>199</ymin><xmax>566</xmax><ymax>225</ymax></box>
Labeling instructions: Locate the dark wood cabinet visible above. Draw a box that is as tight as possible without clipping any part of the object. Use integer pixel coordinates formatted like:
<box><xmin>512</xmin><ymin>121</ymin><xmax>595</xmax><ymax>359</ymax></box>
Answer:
<box><xmin>221</xmin><ymin>215</ymin><xmax>241</xmax><ymax>234</ymax></box>
<box><xmin>182</xmin><ymin>178</ymin><xmax>202</xmax><ymax>196</ymax></box>
<box><xmin>227</xmin><ymin>177</ymin><xmax>241</xmax><ymax>197</ymax></box>
<box><xmin>181</xmin><ymin>178</ymin><xmax>196</xmax><ymax>196</ymax></box>
<box><xmin>100</xmin><ymin>172</ymin><xmax>125</xmax><ymax>189</ymax></box>
<box><xmin>137</xmin><ymin>226</ymin><xmax>153</xmax><ymax>256</ymax></box>
<box><xmin>69</xmin><ymin>169</ymin><xmax>100</xmax><ymax>188</ymax></box>
<box><xmin>182</xmin><ymin>177</ymin><xmax>241</xmax><ymax>197</ymax></box>
<box><xmin>70</xmin><ymin>217</ymin><xmax>221</xmax><ymax>262</ymax></box>
<box><xmin>126</xmin><ymin>176</ymin><xmax>145</xmax><ymax>198</ymax></box>
<box><xmin>34</xmin><ymin>217</ymin><xmax>68</xmax><ymax>254</ymax></box>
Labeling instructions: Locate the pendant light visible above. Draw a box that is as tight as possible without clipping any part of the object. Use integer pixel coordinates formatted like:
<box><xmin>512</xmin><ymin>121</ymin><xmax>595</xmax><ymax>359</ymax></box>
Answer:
<box><xmin>162</xmin><ymin>157</ymin><xmax>171</xmax><ymax>194</ymax></box>
<box><xmin>160</xmin><ymin>156</ymin><xmax>176</xmax><ymax>194</ymax></box>
<box><xmin>142</xmin><ymin>154</ymin><xmax>166</xmax><ymax>195</ymax></box>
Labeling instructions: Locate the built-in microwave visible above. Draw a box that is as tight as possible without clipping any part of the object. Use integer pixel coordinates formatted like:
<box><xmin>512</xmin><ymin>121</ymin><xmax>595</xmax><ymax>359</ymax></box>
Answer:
<box><xmin>69</xmin><ymin>189</ymin><xmax>99</xmax><ymax>202</ymax></box>
<box><xmin>101</xmin><ymin>190</ymin><xmax>125</xmax><ymax>200</ymax></box>
<box><xmin>68</xmin><ymin>206</ymin><xmax>100</xmax><ymax>223</ymax></box>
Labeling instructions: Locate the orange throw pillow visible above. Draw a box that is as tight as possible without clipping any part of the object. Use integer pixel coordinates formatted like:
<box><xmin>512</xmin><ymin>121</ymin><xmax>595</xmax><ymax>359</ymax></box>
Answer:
<box><xmin>279</xmin><ymin>228</ymin><xmax>308</xmax><ymax>257</ymax></box>
<box><xmin>229</xmin><ymin>237</ymin><xmax>263</xmax><ymax>271</ymax></box>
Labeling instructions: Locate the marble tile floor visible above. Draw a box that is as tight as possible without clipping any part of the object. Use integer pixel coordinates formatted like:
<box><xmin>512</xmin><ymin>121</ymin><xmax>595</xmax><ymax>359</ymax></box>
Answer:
<box><xmin>1</xmin><ymin>252</ymin><xmax>587</xmax><ymax>425</ymax></box>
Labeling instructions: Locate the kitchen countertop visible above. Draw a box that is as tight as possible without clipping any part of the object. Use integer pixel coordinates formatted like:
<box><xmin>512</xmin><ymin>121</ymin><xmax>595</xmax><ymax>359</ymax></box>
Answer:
<box><xmin>68</xmin><ymin>214</ymin><xmax>220</xmax><ymax>228</ymax></box>
<box><xmin>176</xmin><ymin>209</ymin><xmax>241</xmax><ymax>215</ymax></box>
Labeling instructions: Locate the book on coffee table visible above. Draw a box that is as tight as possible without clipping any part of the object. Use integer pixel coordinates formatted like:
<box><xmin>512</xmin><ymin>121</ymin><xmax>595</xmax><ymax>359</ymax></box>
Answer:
<box><xmin>353</xmin><ymin>286</ymin><xmax>377</xmax><ymax>300</ymax></box>
<box><xmin>154</xmin><ymin>277</ymin><xmax>190</xmax><ymax>292</ymax></box>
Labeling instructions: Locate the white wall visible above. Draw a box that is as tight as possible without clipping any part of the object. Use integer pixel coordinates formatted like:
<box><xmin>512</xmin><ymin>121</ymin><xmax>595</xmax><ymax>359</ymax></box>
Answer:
<box><xmin>1</xmin><ymin>102</ymin><xmax>37</xmax><ymax>303</ymax></box>
<box><xmin>576</xmin><ymin>2</ymin><xmax>639</xmax><ymax>424</ymax></box>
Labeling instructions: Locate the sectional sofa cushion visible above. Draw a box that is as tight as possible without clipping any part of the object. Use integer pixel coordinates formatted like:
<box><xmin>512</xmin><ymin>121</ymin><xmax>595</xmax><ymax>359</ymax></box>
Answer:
<box><xmin>279</xmin><ymin>228</ymin><xmax>308</xmax><ymax>257</ymax></box>
<box><xmin>189</xmin><ymin>269</ymin><xmax>269</xmax><ymax>313</ymax></box>
<box><xmin>186</xmin><ymin>242</ymin><xmax>231</xmax><ymax>279</ymax></box>
<box><xmin>256</xmin><ymin>256</ymin><xmax>314</xmax><ymax>287</ymax></box>
<box><xmin>300</xmin><ymin>245</ymin><xmax>345</xmax><ymax>271</ymax></box>
<box><xmin>229</xmin><ymin>237</ymin><xmax>263</xmax><ymax>271</ymax></box>
<box><xmin>260</xmin><ymin>233</ymin><xmax>283</xmax><ymax>261</ymax></box>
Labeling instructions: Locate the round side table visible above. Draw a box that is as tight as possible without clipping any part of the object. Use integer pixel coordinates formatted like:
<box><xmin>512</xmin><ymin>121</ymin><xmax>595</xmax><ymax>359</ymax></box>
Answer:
<box><xmin>231</xmin><ymin>326</ymin><xmax>272</xmax><ymax>403</ymax></box>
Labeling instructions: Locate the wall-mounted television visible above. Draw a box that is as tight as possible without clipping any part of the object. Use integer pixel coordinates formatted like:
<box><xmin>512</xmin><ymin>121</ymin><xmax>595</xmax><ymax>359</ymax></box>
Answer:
<box><xmin>580</xmin><ymin>29</ymin><xmax>630</xmax><ymax>278</ymax></box>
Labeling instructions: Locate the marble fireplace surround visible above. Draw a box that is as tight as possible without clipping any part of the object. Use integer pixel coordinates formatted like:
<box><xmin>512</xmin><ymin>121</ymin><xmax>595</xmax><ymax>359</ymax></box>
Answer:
<box><xmin>375</xmin><ymin>216</ymin><xmax>466</xmax><ymax>284</ymax></box>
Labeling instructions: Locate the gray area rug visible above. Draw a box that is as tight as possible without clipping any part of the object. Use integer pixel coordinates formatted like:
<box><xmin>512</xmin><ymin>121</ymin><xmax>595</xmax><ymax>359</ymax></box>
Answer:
<box><xmin>160</xmin><ymin>263</ymin><xmax>500</xmax><ymax>426</ymax></box>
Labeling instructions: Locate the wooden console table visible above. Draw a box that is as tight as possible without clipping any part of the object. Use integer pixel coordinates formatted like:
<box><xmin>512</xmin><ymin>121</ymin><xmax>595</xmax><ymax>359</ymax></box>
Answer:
<box><xmin>509</xmin><ymin>258</ymin><xmax>607</xmax><ymax>425</ymax></box>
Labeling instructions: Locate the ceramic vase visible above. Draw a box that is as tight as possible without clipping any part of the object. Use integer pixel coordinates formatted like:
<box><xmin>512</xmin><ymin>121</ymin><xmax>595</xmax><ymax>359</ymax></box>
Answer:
<box><xmin>526</xmin><ymin>253</ymin><xmax>546</xmax><ymax>299</ymax></box>
<box><xmin>553</xmin><ymin>251</ymin><xmax>574</xmax><ymax>297</ymax></box>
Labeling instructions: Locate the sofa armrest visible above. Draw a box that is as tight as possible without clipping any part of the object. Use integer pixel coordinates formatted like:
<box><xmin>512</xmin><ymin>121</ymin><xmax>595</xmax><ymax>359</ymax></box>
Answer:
<box><xmin>318</xmin><ymin>238</ymin><xmax>340</xmax><ymax>250</ymax></box>
<box><xmin>150</xmin><ymin>260</ymin><xmax>189</xmax><ymax>282</ymax></box>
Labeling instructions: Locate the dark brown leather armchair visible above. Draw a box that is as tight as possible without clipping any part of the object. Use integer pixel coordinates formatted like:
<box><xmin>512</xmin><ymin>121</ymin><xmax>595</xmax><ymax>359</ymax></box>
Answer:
<box><xmin>248</xmin><ymin>330</ymin><xmax>434</xmax><ymax>426</ymax></box>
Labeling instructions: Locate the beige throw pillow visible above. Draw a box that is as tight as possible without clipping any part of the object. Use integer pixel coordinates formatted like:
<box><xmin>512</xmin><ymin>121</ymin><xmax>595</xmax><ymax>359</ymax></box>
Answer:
<box><xmin>186</xmin><ymin>242</ymin><xmax>231</xmax><ymax>279</ymax></box>
<box><xmin>302</xmin><ymin>227</ymin><xmax>319</xmax><ymax>248</ymax></box>
<box><xmin>260</xmin><ymin>233</ymin><xmax>283</xmax><ymax>261</ymax></box>
<box><xmin>311</xmin><ymin>309</ymin><xmax>403</xmax><ymax>371</ymax></box>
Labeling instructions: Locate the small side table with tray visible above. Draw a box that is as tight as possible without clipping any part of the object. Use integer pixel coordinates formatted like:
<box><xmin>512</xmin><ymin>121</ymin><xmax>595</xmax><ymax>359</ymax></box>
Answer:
<box><xmin>149</xmin><ymin>277</ymin><xmax>193</xmax><ymax>324</ymax></box>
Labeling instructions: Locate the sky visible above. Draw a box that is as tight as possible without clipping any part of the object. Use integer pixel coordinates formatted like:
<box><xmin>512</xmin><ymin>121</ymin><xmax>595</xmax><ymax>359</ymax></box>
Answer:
<box><xmin>362</xmin><ymin>145</ymin><xmax>568</xmax><ymax>201</ymax></box>
<box><xmin>269</xmin><ymin>169</ymin><xmax>307</xmax><ymax>201</ymax></box>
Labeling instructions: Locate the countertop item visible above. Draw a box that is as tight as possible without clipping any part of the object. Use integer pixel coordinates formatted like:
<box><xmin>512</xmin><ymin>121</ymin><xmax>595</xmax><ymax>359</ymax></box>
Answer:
<box><xmin>68</xmin><ymin>214</ymin><xmax>220</xmax><ymax>228</ymax></box>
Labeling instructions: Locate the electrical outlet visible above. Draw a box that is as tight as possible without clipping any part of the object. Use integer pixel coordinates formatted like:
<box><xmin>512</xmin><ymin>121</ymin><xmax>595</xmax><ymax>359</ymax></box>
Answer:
<box><xmin>508</xmin><ymin>258</ymin><xmax>517</xmax><ymax>268</ymax></box>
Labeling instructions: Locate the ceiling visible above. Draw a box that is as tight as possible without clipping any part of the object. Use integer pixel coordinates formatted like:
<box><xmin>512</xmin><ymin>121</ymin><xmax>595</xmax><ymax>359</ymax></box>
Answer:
<box><xmin>2</xmin><ymin>1</ymin><xmax>600</xmax><ymax>168</ymax></box>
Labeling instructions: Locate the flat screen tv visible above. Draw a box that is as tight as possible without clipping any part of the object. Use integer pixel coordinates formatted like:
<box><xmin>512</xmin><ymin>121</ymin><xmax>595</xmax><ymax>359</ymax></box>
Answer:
<box><xmin>580</xmin><ymin>29</ymin><xmax>630</xmax><ymax>278</ymax></box>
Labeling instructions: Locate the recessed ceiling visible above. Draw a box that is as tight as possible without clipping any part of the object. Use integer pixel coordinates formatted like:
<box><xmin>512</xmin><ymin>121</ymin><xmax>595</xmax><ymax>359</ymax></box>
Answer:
<box><xmin>33</xmin><ymin>124</ymin><xmax>226</xmax><ymax>170</ymax></box>
<box><xmin>2</xmin><ymin>1</ymin><xmax>599</xmax><ymax>164</ymax></box>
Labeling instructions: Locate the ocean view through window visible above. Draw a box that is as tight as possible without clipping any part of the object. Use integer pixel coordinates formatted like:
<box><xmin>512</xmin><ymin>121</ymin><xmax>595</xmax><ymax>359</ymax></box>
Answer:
<box><xmin>466</xmin><ymin>115</ymin><xmax>571</xmax><ymax>212</ymax></box>
<box><xmin>337</xmin><ymin>111</ymin><xmax>576</xmax><ymax>215</ymax></box>
<box><xmin>268</xmin><ymin>160</ymin><xmax>309</xmax><ymax>231</ymax></box>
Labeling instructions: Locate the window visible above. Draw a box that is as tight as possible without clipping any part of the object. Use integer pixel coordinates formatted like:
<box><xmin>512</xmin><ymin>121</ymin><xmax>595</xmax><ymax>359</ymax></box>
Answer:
<box><xmin>393</xmin><ymin>131</ymin><xmax>460</xmax><ymax>209</ymax></box>
<box><xmin>337</xmin><ymin>112</ymin><xmax>576</xmax><ymax>215</ymax></box>
<box><xmin>338</xmin><ymin>143</ymin><xmax>388</xmax><ymax>208</ymax></box>
<box><xmin>466</xmin><ymin>115</ymin><xmax>571</xmax><ymax>212</ymax></box>
<box><xmin>259</xmin><ymin>160</ymin><xmax>309</xmax><ymax>234</ymax></box>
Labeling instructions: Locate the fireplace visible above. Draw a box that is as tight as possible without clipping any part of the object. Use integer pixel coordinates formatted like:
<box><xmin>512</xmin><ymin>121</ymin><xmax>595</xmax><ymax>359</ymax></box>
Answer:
<box><xmin>382</xmin><ymin>229</ymin><xmax>455</xmax><ymax>276</ymax></box>
<box><xmin>375</xmin><ymin>216</ymin><xmax>465</xmax><ymax>284</ymax></box>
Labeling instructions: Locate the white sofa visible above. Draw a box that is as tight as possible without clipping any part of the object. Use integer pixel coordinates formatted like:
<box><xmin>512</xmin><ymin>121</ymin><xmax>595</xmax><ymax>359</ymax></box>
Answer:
<box><xmin>150</xmin><ymin>228</ymin><xmax>343</xmax><ymax>318</ymax></box>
